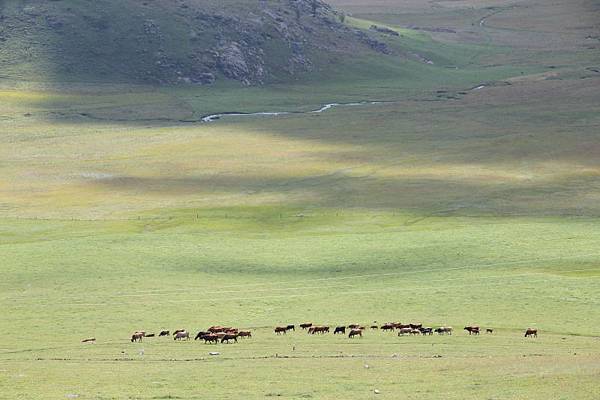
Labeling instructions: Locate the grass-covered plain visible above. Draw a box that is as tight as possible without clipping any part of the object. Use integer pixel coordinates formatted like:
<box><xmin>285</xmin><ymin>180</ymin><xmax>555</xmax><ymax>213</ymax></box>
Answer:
<box><xmin>1</xmin><ymin>0</ymin><xmax>600</xmax><ymax>398</ymax></box>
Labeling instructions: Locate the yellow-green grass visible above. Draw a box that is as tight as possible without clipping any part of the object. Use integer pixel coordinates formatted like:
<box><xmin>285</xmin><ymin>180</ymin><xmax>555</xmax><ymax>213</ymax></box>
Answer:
<box><xmin>2</xmin><ymin>0</ymin><xmax>600</xmax><ymax>398</ymax></box>
<box><xmin>1</xmin><ymin>213</ymin><xmax>600</xmax><ymax>399</ymax></box>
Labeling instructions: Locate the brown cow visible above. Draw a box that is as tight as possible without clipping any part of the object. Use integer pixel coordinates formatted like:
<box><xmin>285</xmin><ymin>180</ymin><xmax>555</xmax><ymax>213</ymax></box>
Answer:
<box><xmin>174</xmin><ymin>331</ymin><xmax>190</xmax><ymax>341</ymax></box>
<box><xmin>464</xmin><ymin>326</ymin><xmax>480</xmax><ymax>335</ymax></box>
<box><xmin>348</xmin><ymin>329</ymin><xmax>362</xmax><ymax>338</ymax></box>
<box><xmin>208</xmin><ymin>326</ymin><xmax>225</xmax><ymax>333</ymax></box>
<box><xmin>131</xmin><ymin>332</ymin><xmax>144</xmax><ymax>342</ymax></box>
<box><xmin>309</xmin><ymin>326</ymin><xmax>329</xmax><ymax>334</ymax></box>
<box><xmin>173</xmin><ymin>329</ymin><xmax>186</xmax><ymax>336</ymax></box>
<box><xmin>275</xmin><ymin>327</ymin><xmax>287</xmax><ymax>335</ymax></box>
<box><xmin>525</xmin><ymin>328</ymin><xmax>538</xmax><ymax>338</ymax></box>
<box><xmin>381</xmin><ymin>323</ymin><xmax>395</xmax><ymax>332</ymax></box>
<box><xmin>348</xmin><ymin>324</ymin><xmax>360</xmax><ymax>329</ymax></box>
<box><xmin>300</xmin><ymin>323</ymin><xmax>312</xmax><ymax>330</ymax></box>
<box><xmin>398</xmin><ymin>327</ymin><xmax>412</xmax><ymax>336</ymax></box>
<box><xmin>238</xmin><ymin>331</ymin><xmax>252</xmax><ymax>338</ymax></box>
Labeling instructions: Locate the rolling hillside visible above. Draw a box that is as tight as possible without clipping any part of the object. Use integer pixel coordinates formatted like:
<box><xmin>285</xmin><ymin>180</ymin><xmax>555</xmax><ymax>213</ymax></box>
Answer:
<box><xmin>0</xmin><ymin>0</ymin><xmax>394</xmax><ymax>85</ymax></box>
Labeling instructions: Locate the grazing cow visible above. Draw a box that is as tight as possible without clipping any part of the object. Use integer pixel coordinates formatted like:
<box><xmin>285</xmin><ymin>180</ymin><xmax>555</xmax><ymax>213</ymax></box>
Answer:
<box><xmin>238</xmin><ymin>331</ymin><xmax>252</xmax><ymax>339</ymax></box>
<box><xmin>381</xmin><ymin>324</ymin><xmax>395</xmax><ymax>332</ymax></box>
<box><xmin>348</xmin><ymin>324</ymin><xmax>360</xmax><ymax>329</ymax></box>
<box><xmin>395</xmin><ymin>324</ymin><xmax>411</xmax><ymax>330</ymax></box>
<box><xmin>159</xmin><ymin>330</ymin><xmax>170</xmax><ymax>337</ymax></box>
<box><xmin>286</xmin><ymin>325</ymin><xmax>295</xmax><ymax>332</ymax></box>
<box><xmin>525</xmin><ymin>328</ymin><xmax>538</xmax><ymax>338</ymax></box>
<box><xmin>348</xmin><ymin>329</ymin><xmax>362</xmax><ymax>338</ymax></box>
<box><xmin>464</xmin><ymin>326</ymin><xmax>480</xmax><ymax>335</ymax></box>
<box><xmin>225</xmin><ymin>328</ymin><xmax>239</xmax><ymax>334</ymax></box>
<box><xmin>309</xmin><ymin>326</ymin><xmax>329</xmax><ymax>334</ymax></box>
<box><xmin>195</xmin><ymin>331</ymin><xmax>210</xmax><ymax>340</ymax></box>
<box><xmin>370</xmin><ymin>325</ymin><xmax>379</xmax><ymax>330</ymax></box>
<box><xmin>435</xmin><ymin>326</ymin><xmax>453</xmax><ymax>335</ymax></box>
<box><xmin>334</xmin><ymin>326</ymin><xmax>346</xmax><ymax>335</ymax></box>
<box><xmin>131</xmin><ymin>332</ymin><xmax>144</xmax><ymax>342</ymax></box>
<box><xmin>275</xmin><ymin>327</ymin><xmax>287</xmax><ymax>335</ymax></box>
<box><xmin>203</xmin><ymin>334</ymin><xmax>219</xmax><ymax>344</ymax></box>
<box><xmin>174</xmin><ymin>331</ymin><xmax>190</xmax><ymax>341</ymax></box>
<box><xmin>221</xmin><ymin>333</ymin><xmax>239</xmax><ymax>344</ymax></box>
<box><xmin>300</xmin><ymin>323</ymin><xmax>312</xmax><ymax>330</ymax></box>
<box><xmin>173</xmin><ymin>329</ymin><xmax>186</xmax><ymax>336</ymax></box>
<box><xmin>398</xmin><ymin>327</ymin><xmax>412</xmax><ymax>336</ymax></box>
<box><xmin>81</xmin><ymin>338</ymin><xmax>96</xmax><ymax>343</ymax></box>
<box><xmin>208</xmin><ymin>326</ymin><xmax>225</xmax><ymax>333</ymax></box>
<box><xmin>486</xmin><ymin>329</ymin><xmax>494</xmax><ymax>334</ymax></box>
<box><xmin>409</xmin><ymin>324</ymin><xmax>423</xmax><ymax>330</ymax></box>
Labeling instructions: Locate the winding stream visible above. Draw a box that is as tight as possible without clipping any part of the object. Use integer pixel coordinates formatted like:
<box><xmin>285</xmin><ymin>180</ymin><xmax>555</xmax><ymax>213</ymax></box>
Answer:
<box><xmin>200</xmin><ymin>101</ymin><xmax>384</xmax><ymax>123</ymax></box>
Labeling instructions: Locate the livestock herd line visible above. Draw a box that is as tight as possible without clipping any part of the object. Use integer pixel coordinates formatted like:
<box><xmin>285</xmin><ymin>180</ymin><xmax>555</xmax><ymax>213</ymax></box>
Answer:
<box><xmin>116</xmin><ymin>323</ymin><xmax>539</xmax><ymax>345</ymax></box>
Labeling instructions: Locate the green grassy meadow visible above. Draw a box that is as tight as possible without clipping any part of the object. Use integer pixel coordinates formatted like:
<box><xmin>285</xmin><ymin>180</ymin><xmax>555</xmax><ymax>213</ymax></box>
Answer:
<box><xmin>1</xmin><ymin>0</ymin><xmax>600</xmax><ymax>398</ymax></box>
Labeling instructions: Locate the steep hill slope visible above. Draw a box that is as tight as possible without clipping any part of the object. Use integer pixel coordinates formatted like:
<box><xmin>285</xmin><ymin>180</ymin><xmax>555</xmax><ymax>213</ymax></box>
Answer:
<box><xmin>0</xmin><ymin>0</ymin><xmax>392</xmax><ymax>85</ymax></box>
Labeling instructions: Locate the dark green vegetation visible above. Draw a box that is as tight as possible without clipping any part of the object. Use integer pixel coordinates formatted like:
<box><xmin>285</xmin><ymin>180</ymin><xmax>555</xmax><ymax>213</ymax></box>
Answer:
<box><xmin>1</xmin><ymin>0</ymin><xmax>600</xmax><ymax>398</ymax></box>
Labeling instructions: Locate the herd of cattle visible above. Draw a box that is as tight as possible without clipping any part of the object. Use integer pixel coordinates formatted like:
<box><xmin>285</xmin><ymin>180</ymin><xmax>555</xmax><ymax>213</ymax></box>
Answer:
<box><xmin>126</xmin><ymin>323</ymin><xmax>539</xmax><ymax>344</ymax></box>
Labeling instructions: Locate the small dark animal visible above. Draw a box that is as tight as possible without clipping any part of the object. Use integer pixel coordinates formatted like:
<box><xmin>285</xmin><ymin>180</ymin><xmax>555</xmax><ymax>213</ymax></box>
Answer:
<box><xmin>221</xmin><ymin>333</ymin><xmax>238</xmax><ymax>343</ymax></box>
<box><xmin>238</xmin><ymin>331</ymin><xmax>252</xmax><ymax>338</ymax></box>
<box><xmin>309</xmin><ymin>326</ymin><xmax>329</xmax><ymax>334</ymax></box>
<box><xmin>486</xmin><ymin>328</ymin><xmax>494</xmax><ymax>334</ymax></box>
<box><xmin>348</xmin><ymin>329</ymin><xmax>362</xmax><ymax>338</ymax></box>
<box><xmin>285</xmin><ymin>325</ymin><xmax>295</xmax><ymax>332</ymax></box>
<box><xmin>81</xmin><ymin>338</ymin><xmax>96</xmax><ymax>343</ymax></box>
<box><xmin>203</xmin><ymin>334</ymin><xmax>219</xmax><ymax>344</ymax></box>
<box><xmin>333</xmin><ymin>326</ymin><xmax>346</xmax><ymax>335</ymax></box>
<box><xmin>195</xmin><ymin>331</ymin><xmax>210</xmax><ymax>340</ymax></box>
<box><xmin>409</xmin><ymin>324</ymin><xmax>422</xmax><ymax>330</ymax></box>
<box><xmin>174</xmin><ymin>331</ymin><xmax>190</xmax><ymax>341</ymax></box>
<box><xmin>131</xmin><ymin>332</ymin><xmax>143</xmax><ymax>342</ymax></box>
<box><xmin>348</xmin><ymin>324</ymin><xmax>360</xmax><ymax>329</ymax></box>
<box><xmin>208</xmin><ymin>326</ymin><xmax>225</xmax><ymax>333</ymax></box>
<box><xmin>370</xmin><ymin>325</ymin><xmax>378</xmax><ymax>330</ymax></box>
<box><xmin>464</xmin><ymin>326</ymin><xmax>480</xmax><ymax>335</ymax></box>
<box><xmin>435</xmin><ymin>326</ymin><xmax>453</xmax><ymax>335</ymax></box>
<box><xmin>300</xmin><ymin>323</ymin><xmax>312</xmax><ymax>330</ymax></box>
<box><xmin>173</xmin><ymin>329</ymin><xmax>186</xmax><ymax>336</ymax></box>
<box><xmin>398</xmin><ymin>327</ymin><xmax>412</xmax><ymax>336</ymax></box>
<box><xmin>381</xmin><ymin>323</ymin><xmax>395</xmax><ymax>332</ymax></box>
<box><xmin>525</xmin><ymin>328</ymin><xmax>538</xmax><ymax>338</ymax></box>
<box><xmin>159</xmin><ymin>330</ymin><xmax>170</xmax><ymax>337</ymax></box>
<box><xmin>419</xmin><ymin>327</ymin><xmax>433</xmax><ymax>335</ymax></box>
<box><xmin>275</xmin><ymin>327</ymin><xmax>287</xmax><ymax>335</ymax></box>
<box><xmin>144</xmin><ymin>333</ymin><xmax>155</xmax><ymax>337</ymax></box>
